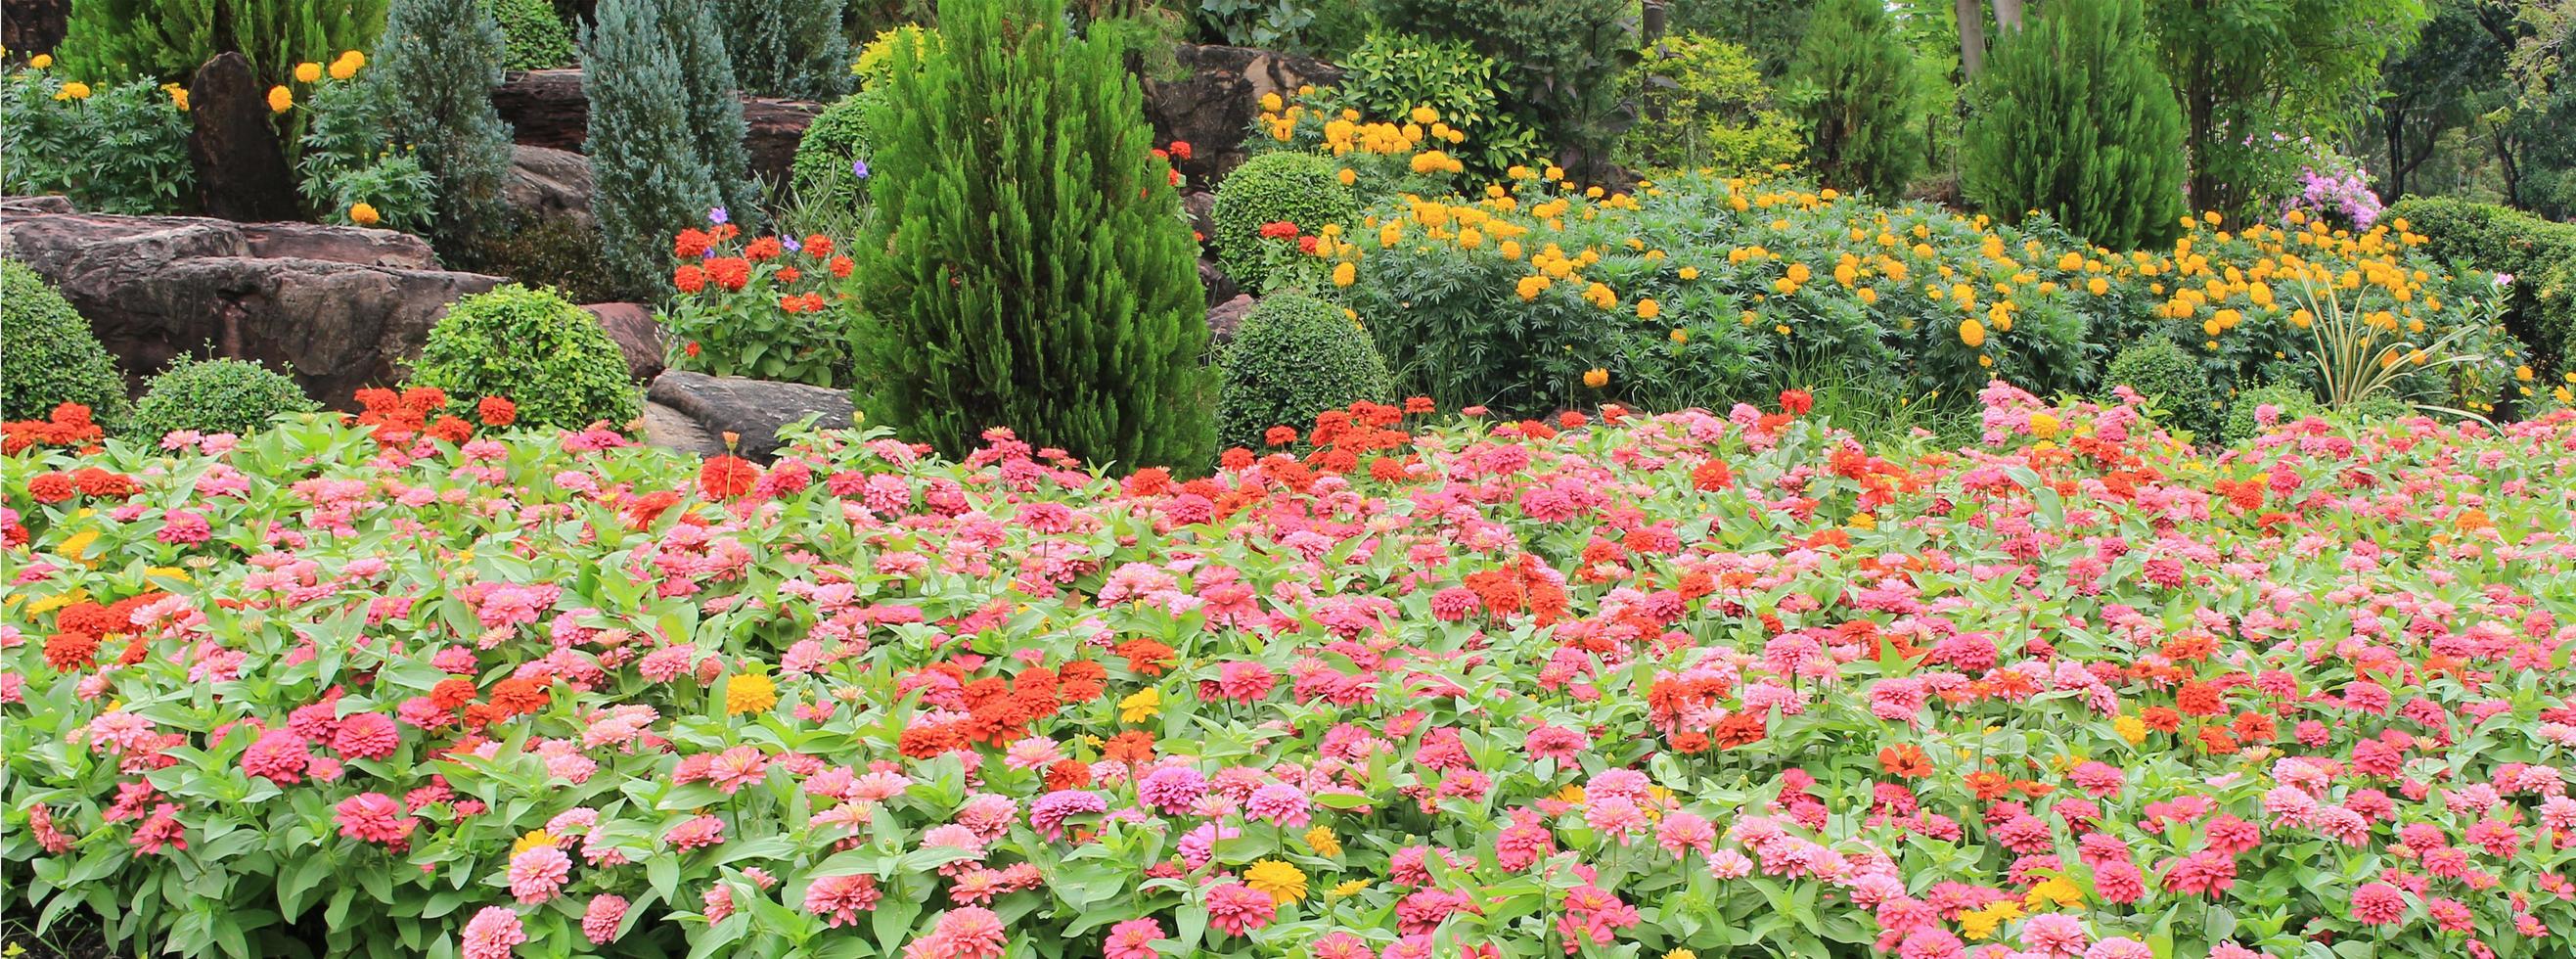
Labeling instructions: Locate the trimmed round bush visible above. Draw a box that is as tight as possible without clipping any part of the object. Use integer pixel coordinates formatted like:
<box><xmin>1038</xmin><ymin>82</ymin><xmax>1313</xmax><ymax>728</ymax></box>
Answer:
<box><xmin>790</xmin><ymin>89</ymin><xmax>881</xmax><ymax>206</ymax></box>
<box><xmin>2103</xmin><ymin>338</ymin><xmax>2217</xmax><ymax>437</ymax></box>
<box><xmin>485</xmin><ymin>0</ymin><xmax>576</xmax><ymax>69</ymax></box>
<box><xmin>125</xmin><ymin>356</ymin><xmax>322</xmax><ymax>441</ymax></box>
<box><xmin>1217</xmin><ymin>293</ymin><xmax>1393</xmax><ymax>451</ymax></box>
<box><xmin>2219</xmin><ymin>382</ymin><xmax>2322</xmax><ymax>445</ymax></box>
<box><xmin>1210</xmin><ymin>152</ymin><xmax>1359</xmax><ymax>293</ymax></box>
<box><xmin>1</xmin><ymin>260</ymin><xmax>130</xmax><ymax>430</ymax></box>
<box><xmin>406</xmin><ymin>284</ymin><xmax>642</xmax><ymax>431</ymax></box>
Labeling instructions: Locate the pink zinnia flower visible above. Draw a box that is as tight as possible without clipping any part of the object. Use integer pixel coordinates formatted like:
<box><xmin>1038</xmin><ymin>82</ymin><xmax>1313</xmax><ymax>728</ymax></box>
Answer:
<box><xmin>804</xmin><ymin>873</ymin><xmax>883</xmax><ymax>927</ymax></box>
<box><xmin>2018</xmin><ymin>912</ymin><xmax>2090</xmax><ymax>957</ymax></box>
<box><xmin>2350</xmin><ymin>882</ymin><xmax>2407</xmax><ymax>925</ymax></box>
<box><xmin>582</xmin><ymin>894</ymin><xmax>628</xmax><ymax>944</ymax></box>
<box><xmin>1203</xmin><ymin>882</ymin><xmax>1276</xmax><ymax>936</ymax></box>
<box><xmin>1104</xmin><ymin>917</ymin><xmax>1163</xmax><ymax>959</ymax></box>
<box><xmin>335</xmin><ymin>792</ymin><xmax>414</xmax><ymax>845</ymax></box>
<box><xmin>1245</xmin><ymin>783</ymin><xmax>1312</xmax><ymax>828</ymax></box>
<box><xmin>507</xmin><ymin>845</ymin><xmax>571</xmax><ymax>903</ymax></box>
<box><xmin>460</xmin><ymin>906</ymin><xmax>526</xmax><ymax>959</ymax></box>
<box><xmin>705</xmin><ymin>745</ymin><xmax>769</xmax><ymax>794</ymax></box>
<box><xmin>330</xmin><ymin>711</ymin><xmax>401</xmax><ymax>761</ymax></box>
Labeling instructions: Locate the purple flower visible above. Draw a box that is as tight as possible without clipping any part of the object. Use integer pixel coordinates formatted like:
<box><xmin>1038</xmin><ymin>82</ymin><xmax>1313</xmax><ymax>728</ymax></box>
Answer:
<box><xmin>781</xmin><ymin>236</ymin><xmax>802</xmax><ymax>253</ymax></box>
<box><xmin>708</xmin><ymin>206</ymin><xmax>729</xmax><ymax>225</ymax></box>
<box><xmin>851</xmin><ymin>158</ymin><xmax>871</xmax><ymax>180</ymax></box>
<box><xmin>2496</xmin><ymin>273</ymin><xmax>2515</xmax><ymax>288</ymax></box>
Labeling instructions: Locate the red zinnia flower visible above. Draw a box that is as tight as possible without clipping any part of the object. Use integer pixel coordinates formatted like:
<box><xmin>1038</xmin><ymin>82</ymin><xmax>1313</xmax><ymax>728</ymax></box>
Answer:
<box><xmin>700</xmin><ymin>456</ymin><xmax>758</xmax><ymax>499</ymax></box>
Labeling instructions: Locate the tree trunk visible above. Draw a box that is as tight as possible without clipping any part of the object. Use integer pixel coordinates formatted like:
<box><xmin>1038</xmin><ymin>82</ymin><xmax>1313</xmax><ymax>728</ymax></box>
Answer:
<box><xmin>1956</xmin><ymin>0</ymin><xmax>1986</xmax><ymax>80</ymax></box>
<box><xmin>1993</xmin><ymin>0</ymin><xmax>2023</xmax><ymax>31</ymax></box>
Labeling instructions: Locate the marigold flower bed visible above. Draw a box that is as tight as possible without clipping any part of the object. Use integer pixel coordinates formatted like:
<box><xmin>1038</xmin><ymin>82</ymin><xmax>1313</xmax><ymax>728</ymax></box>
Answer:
<box><xmin>7</xmin><ymin>386</ymin><xmax>2576</xmax><ymax>959</ymax></box>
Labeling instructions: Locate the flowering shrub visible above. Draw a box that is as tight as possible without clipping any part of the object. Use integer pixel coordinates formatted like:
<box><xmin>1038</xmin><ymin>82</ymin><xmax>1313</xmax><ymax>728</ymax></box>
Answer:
<box><xmin>1312</xmin><ymin>171</ymin><xmax>2522</xmax><ymax>422</ymax></box>
<box><xmin>0</xmin><ymin>66</ymin><xmax>195</xmax><ymax>214</ymax></box>
<box><xmin>7</xmin><ymin>381</ymin><xmax>2576</xmax><ymax>958</ymax></box>
<box><xmin>659</xmin><ymin>219</ymin><xmax>865</xmax><ymax>388</ymax></box>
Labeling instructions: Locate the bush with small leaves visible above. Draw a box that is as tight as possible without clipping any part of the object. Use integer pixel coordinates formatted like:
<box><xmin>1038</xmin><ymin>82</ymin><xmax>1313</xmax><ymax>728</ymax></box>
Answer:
<box><xmin>2218</xmin><ymin>382</ymin><xmax>2322</xmax><ymax>445</ymax></box>
<box><xmin>791</xmin><ymin>90</ymin><xmax>882</xmax><ymax>206</ymax></box>
<box><xmin>485</xmin><ymin>0</ymin><xmax>578</xmax><ymax>69</ymax></box>
<box><xmin>405</xmin><ymin>284</ymin><xmax>642</xmax><ymax>431</ymax></box>
<box><xmin>1217</xmin><ymin>293</ymin><xmax>1393</xmax><ymax>451</ymax></box>
<box><xmin>2103</xmin><ymin>338</ymin><xmax>2218</xmax><ymax>438</ymax></box>
<box><xmin>1</xmin><ymin>261</ymin><xmax>130</xmax><ymax>431</ymax></box>
<box><xmin>124</xmin><ymin>357</ymin><xmax>322</xmax><ymax>441</ymax></box>
<box><xmin>1211</xmin><ymin>151</ymin><xmax>1359</xmax><ymax>293</ymax></box>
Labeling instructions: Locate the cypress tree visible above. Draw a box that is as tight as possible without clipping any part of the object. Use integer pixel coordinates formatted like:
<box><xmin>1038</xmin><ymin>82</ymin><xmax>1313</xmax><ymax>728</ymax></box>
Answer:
<box><xmin>372</xmin><ymin>0</ymin><xmax>517</xmax><ymax>247</ymax></box>
<box><xmin>582</xmin><ymin>0</ymin><xmax>756</xmax><ymax>295</ymax></box>
<box><xmin>723</xmin><ymin>0</ymin><xmax>855</xmax><ymax>101</ymax></box>
<box><xmin>1964</xmin><ymin>0</ymin><xmax>2186</xmax><ymax>251</ymax></box>
<box><xmin>1784</xmin><ymin>0</ymin><xmax>1920</xmax><ymax>198</ymax></box>
<box><xmin>855</xmin><ymin>0</ymin><xmax>1214</xmax><ymax>470</ymax></box>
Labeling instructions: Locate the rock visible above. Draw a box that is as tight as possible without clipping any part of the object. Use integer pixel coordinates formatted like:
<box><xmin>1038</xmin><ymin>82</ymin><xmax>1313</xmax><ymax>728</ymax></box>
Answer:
<box><xmin>508</xmin><ymin>145</ymin><xmax>596</xmax><ymax>228</ymax></box>
<box><xmin>4</xmin><ymin>0</ymin><xmax>68</xmax><ymax>68</ymax></box>
<box><xmin>1205</xmin><ymin>294</ymin><xmax>1256</xmax><ymax>346</ymax></box>
<box><xmin>491</xmin><ymin>69</ymin><xmax>826</xmax><ymax>189</ymax></box>
<box><xmin>0</xmin><ymin>200</ymin><xmax>507</xmax><ymax>408</ymax></box>
<box><xmin>1198</xmin><ymin>258</ymin><xmax>1240</xmax><ymax>309</ymax></box>
<box><xmin>642</xmin><ymin>400</ymin><xmax>725</xmax><ymax>456</ymax></box>
<box><xmin>1183</xmin><ymin>190</ymin><xmax>1218</xmax><ymax>248</ymax></box>
<box><xmin>581</xmin><ymin>302</ymin><xmax>664</xmax><ymax>382</ymax></box>
<box><xmin>645</xmin><ymin>370</ymin><xmax>854</xmax><ymax>463</ymax></box>
<box><xmin>1140</xmin><ymin>45</ymin><xmax>1342</xmax><ymax>186</ymax></box>
<box><xmin>4</xmin><ymin>196</ymin><xmax>73</xmax><ymax>214</ymax></box>
<box><xmin>187</xmin><ymin>53</ymin><xmax>303</xmax><ymax>222</ymax></box>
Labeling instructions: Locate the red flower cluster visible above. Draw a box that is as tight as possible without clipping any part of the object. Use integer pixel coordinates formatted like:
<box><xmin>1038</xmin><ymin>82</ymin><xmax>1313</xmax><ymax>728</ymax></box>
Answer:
<box><xmin>353</xmin><ymin>387</ymin><xmax>473</xmax><ymax>445</ymax></box>
<box><xmin>24</xmin><ymin>466</ymin><xmax>141</xmax><ymax>504</ymax></box>
<box><xmin>896</xmin><ymin>659</ymin><xmax>1108</xmax><ymax>757</ymax></box>
<box><xmin>3</xmin><ymin>402</ymin><xmax>108</xmax><ymax>455</ymax></box>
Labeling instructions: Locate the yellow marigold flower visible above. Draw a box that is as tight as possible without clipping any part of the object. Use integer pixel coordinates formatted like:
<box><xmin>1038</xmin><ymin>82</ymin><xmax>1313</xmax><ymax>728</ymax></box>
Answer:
<box><xmin>1582</xmin><ymin>368</ymin><xmax>1608</xmax><ymax>388</ymax></box>
<box><xmin>165</xmin><ymin>83</ymin><xmax>189</xmax><ymax>110</ymax></box>
<box><xmin>725</xmin><ymin>673</ymin><xmax>779</xmax><ymax>714</ymax></box>
<box><xmin>1669</xmin><ymin>328</ymin><xmax>1688</xmax><ymax>343</ymax></box>
<box><xmin>1665</xmin><ymin>951</ymin><xmax>1698</xmax><ymax>959</ymax></box>
<box><xmin>1583</xmin><ymin>282</ymin><xmax>1616</xmax><ymax>309</ymax></box>
<box><xmin>1117</xmin><ymin>685</ymin><xmax>1160</xmax><ymax>722</ymax></box>
<box><xmin>329</xmin><ymin>55</ymin><xmax>361</xmax><ymax>80</ymax></box>
<box><xmin>1332</xmin><ymin>261</ymin><xmax>1356</xmax><ymax>287</ymax></box>
<box><xmin>267</xmin><ymin>85</ymin><xmax>294</xmax><ymax>113</ymax></box>
<box><xmin>29</xmin><ymin>54</ymin><xmax>54</xmax><ymax>68</ymax></box>
<box><xmin>1409</xmin><ymin>105</ymin><xmax>1438</xmax><ymax>124</ymax></box>
<box><xmin>295</xmin><ymin>62</ymin><xmax>323</xmax><ymax>83</ymax></box>
<box><xmin>1335</xmin><ymin>166</ymin><xmax>1357</xmax><ymax>187</ymax></box>
<box><xmin>55</xmin><ymin>80</ymin><xmax>91</xmax><ymax>101</ymax></box>
<box><xmin>1244</xmin><ymin>859</ymin><xmax>1308</xmax><ymax>903</ymax></box>
<box><xmin>1515</xmin><ymin>274</ymin><xmax>1550</xmax><ymax>300</ymax></box>
<box><xmin>1636</xmin><ymin>298</ymin><xmax>1659</xmax><ymax>320</ymax></box>
<box><xmin>1303</xmin><ymin>826</ymin><xmax>1341</xmax><ymax>857</ymax></box>
<box><xmin>348</xmin><ymin>202</ymin><xmax>381</xmax><ymax>226</ymax></box>
<box><xmin>1959</xmin><ymin>317</ymin><xmax>1987</xmax><ymax>348</ymax></box>
<box><xmin>1677</xmin><ymin>266</ymin><xmax>1699</xmax><ymax>280</ymax></box>
<box><xmin>2087</xmin><ymin>276</ymin><xmax>2110</xmax><ymax>296</ymax></box>
<box><xmin>1259</xmin><ymin>92</ymin><xmax>1283</xmax><ymax>113</ymax></box>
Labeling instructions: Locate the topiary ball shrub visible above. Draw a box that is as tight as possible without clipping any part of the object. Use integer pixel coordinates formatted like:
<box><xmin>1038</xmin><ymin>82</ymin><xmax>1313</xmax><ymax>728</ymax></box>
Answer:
<box><xmin>2</xmin><ymin>260</ymin><xmax>131</xmax><ymax>430</ymax></box>
<box><xmin>1217</xmin><ymin>293</ymin><xmax>1393</xmax><ymax>451</ymax></box>
<box><xmin>1210</xmin><ymin>151</ymin><xmax>1359</xmax><ymax>293</ymax></box>
<box><xmin>2219</xmin><ymin>382</ymin><xmax>2322</xmax><ymax>446</ymax></box>
<box><xmin>125</xmin><ymin>356</ymin><xmax>323</xmax><ymax>441</ymax></box>
<box><xmin>485</xmin><ymin>0</ymin><xmax>577</xmax><ymax>69</ymax></box>
<box><xmin>790</xmin><ymin>89</ymin><xmax>881</xmax><ymax>206</ymax></box>
<box><xmin>406</xmin><ymin>284</ymin><xmax>642</xmax><ymax>431</ymax></box>
<box><xmin>2103</xmin><ymin>338</ymin><xmax>2218</xmax><ymax>438</ymax></box>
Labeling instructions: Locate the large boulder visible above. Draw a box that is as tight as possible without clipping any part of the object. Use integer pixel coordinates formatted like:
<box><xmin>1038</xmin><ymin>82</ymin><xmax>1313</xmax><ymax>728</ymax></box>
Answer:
<box><xmin>581</xmin><ymin>302</ymin><xmax>664</xmax><ymax>383</ymax></box>
<box><xmin>1140</xmin><ymin>45</ymin><xmax>1342</xmax><ymax>187</ymax></box>
<box><xmin>508</xmin><ymin>144</ymin><xmax>596</xmax><ymax>229</ymax></box>
<box><xmin>490</xmin><ymin>69</ymin><xmax>825</xmax><ymax>190</ymax></box>
<box><xmin>645</xmin><ymin>370</ymin><xmax>853</xmax><ymax>462</ymax></box>
<box><xmin>3</xmin><ymin>0</ymin><xmax>67</xmax><ymax>60</ymax></box>
<box><xmin>187</xmin><ymin>53</ymin><xmax>303</xmax><ymax>222</ymax></box>
<box><xmin>0</xmin><ymin>198</ymin><xmax>506</xmax><ymax>408</ymax></box>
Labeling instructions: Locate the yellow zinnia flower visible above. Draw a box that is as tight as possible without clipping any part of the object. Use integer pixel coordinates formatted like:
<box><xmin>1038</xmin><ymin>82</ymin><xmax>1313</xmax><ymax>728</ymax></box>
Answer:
<box><xmin>724</xmin><ymin>673</ymin><xmax>779</xmax><ymax>715</ymax></box>
<box><xmin>1304</xmin><ymin>826</ymin><xmax>1341</xmax><ymax>856</ymax></box>
<box><xmin>1117</xmin><ymin>686</ymin><xmax>1160</xmax><ymax>722</ymax></box>
<box><xmin>1244</xmin><ymin>859</ymin><xmax>1308</xmax><ymax>903</ymax></box>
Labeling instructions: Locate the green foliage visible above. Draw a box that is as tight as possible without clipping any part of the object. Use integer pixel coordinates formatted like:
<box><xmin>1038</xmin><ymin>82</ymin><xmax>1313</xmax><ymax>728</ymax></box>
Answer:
<box><xmin>2220</xmin><ymin>381</ymin><xmax>2323</xmax><ymax>445</ymax></box>
<box><xmin>1618</xmin><ymin>32</ymin><xmax>1804</xmax><ymax>178</ymax></box>
<box><xmin>1963</xmin><ymin>0</ymin><xmax>2184</xmax><ymax>251</ymax></box>
<box><xmin>1784</xmin><ymin>0</ymin><xmax>1920</xmax><ymax>198</ymax></box>
<box><xmin>852</xmin><ymin>24</ymin><xmax>938</xmax><ymax>91</ymax></box>
<box><xmin>1216</xmin><ymin>293</ymin><xmax>1393</xmax><ymax>450</ymax></box>
<box><xmin>296</xmin><ymin>70</ymin><xmax>438</xmax><ymax>231</ymax></box>
<box><xmin>1210</xmin><ymin>151</ymin><xmax>1359</xmax><ymax>292</ymax></box>
<box><xmin>584</xmin><ymin>0</ymin><xmax>758</xmax><ymax>297</ymax></box>
<box><xmin>372</xmin><ymin>0</ymin><xmax>517</xmax><ymax>247</ymax></box>
<box><xmin>124</xmin><ymin>356</ymin><xmax>321</xmax><ymax>440</ymax></box>
<box><xmin>2387</xmin><ymin>197</ymin><xmax>2576</xmax><ymax>382</ymax></box>
<box><xmin>1665</xmin><ymin>0</ymin><xmax>1810</xmax><ymax>78</ymax></box>
<box><xmin>1332</xmin><ymin>31</ymin><xmax>1543</xmax><ymax>180</ymax></box>
<box><xmin>1195</xmin><ymin>0</ymin><xmax>1315</xmax><ymax>50</ymax></box>
<box><xmin>0</xmin><ymin>71</ymin><xmax>194</xmax><ymax>214</ymax></box>
<box><xmin>484</xmin><ymin>0</ymin><xmax>576</xmax><ymax>70</ymax></box>
<box><xmin>855</xmin><ymin>0</ymin><xmax>1213</xmax><ymax>469</ymax></box>
<box><xmin>791</xmin><ymin>89</ymin><xmax>881</xmax><ymax>207</ymax></box>
<box><xmin>406</xmin><ymin>284</ymin><xmax>642</xmax><ymax>431</ymax></box>
<box><xmin>59</xmin><ymin>0</ymin><xmax>386</xmax><ymax>89</ymax></box>
<box><xmin>1368</xmin><ymin>0</ymin><xmax>1640</xmax><ymax>181</ymax></box>
<box><xmin>2103</xmin><ymin>338</ymin><xmax>2219</xmax><ymax>437</ymax></box>
<box><xmin>2144</xmin><ymin>0</ymin><xmax>2430</xmax><ymax>216</ymax></box>
<box><xmin>0</xmin><ymin>261</ymin><xmax>130</xmax><ymax>430</ymax></box>
<box><xmin>445</xmin><ymin>217</ymin><xmax>624</xmax><ymax>304</ymax></box>
<box><xmin>722</xmin><ymin>0</ymin><xmax>854</xmax><ymax>100</ymax></box>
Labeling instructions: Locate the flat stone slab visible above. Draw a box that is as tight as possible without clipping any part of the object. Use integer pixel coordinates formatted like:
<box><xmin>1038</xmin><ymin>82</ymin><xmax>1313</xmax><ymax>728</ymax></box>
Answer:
<box><xmin>645</xmin><ymin>370</ymin><xmax>854</xmax><ymax>462</ymax></box>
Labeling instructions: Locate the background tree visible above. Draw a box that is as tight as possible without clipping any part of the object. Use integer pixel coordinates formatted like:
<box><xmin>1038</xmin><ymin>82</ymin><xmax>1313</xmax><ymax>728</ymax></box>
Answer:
<box><xmin>855</xmin><ymin>0</ymin><xmax>1213</xmax><ymax>469</ymax></box>
<box><xmin>1964</xmin><ymin>0</ymin><xmax>2185</xmax><ymax>251</ymax></box>
<box><xmin>370</xmin><ymin>0</ymin><xmax>517</xmax><ymax>247</ymax></box>
<box><xmin>722</xmin><ymin>0</ymin><xmax>855</xmax><ymax>101</ymax></box>
<box><xmin>1369</xmin><ymin>0</ymin><xmax>1641</xmax><ymax>183</ymax></box>
<box><xmin>1785</xmin><ymin>0</ymin><xmax>1921</xmax><ymax>197</ymax></box>
<box><xmin>61</xmin><ymin>0</ymin><xmax>387</xmax><ymax>90</ymax></box>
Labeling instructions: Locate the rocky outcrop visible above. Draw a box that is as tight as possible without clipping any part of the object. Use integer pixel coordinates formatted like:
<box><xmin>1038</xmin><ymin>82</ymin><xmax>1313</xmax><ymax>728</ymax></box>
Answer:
<box><xmin>490</xmin><ymin>69</ymin><xmax>826</xmax><ymax>190</ymax></box>
<box><xmin>582</xmin><ymin>302</ymin><xmax>664</xmax><ymax>383</ymax></box>
<box><xmin>3</xmin><ymin>0</ymin><xmax>68</xmax><ymax>60</ymax></box>
<box><xmin>1140</xmin><ymin>45</ymin><xmax>1342</xmax><ymax>186</ymax></box>
<box><xmin>644</xmin><ymin>370</ymin><xmax>853</xmax><ymax>462</ymax></box>
<box><xmin>188</xmin><ymin>53</ymin><xmax>302</xmax><ymax>222</ymax></box>
<box><xmin>0</xmin><ymin>199</ymin><xmax>507</xmax><ymax>408</ymax></box>
<box><xmin>509</xmin><ymin>145</ymin><xmax>596</xmax><ymax>229</ymax></box>
<box><xmin>1204</xmin><ymin>294</ymin><xmax>1256</xmax><ymax>346</ymax></box>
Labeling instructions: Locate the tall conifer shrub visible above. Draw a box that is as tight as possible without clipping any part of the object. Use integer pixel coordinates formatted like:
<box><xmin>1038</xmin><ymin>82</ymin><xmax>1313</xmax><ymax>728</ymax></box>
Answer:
<box><xmin>1964</xmin><ymin>0</ymin><xmax>2186</xmax><ymax>251</ymax></box>
<box><xmin>583</xmin><ymin>0</ymin><xmax>757</xmax><ymax>295</ymax></box>
<box><xmin>372</xmin><ymin>0</ymin><xmax>517</xmax><ymax>246</ymax></box>
<box><xmin>855</xmin><ymin>0</ymin><xmax>1213</xmax><ymax>470</ymax></box>
<box><xmin>1784</xmin><ymin>0</ymin><xmax>1919</xmax><ymax>198</ymax></box>
<box><xmin>724</xmin><ymin>0</ymin><xmax>855</xmax><ymax>101</ymax></box>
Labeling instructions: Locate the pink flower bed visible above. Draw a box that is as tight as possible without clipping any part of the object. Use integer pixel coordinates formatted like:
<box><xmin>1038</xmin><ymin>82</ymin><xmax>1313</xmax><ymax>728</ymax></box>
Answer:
<box><xmin>6</xmin><ymin>384</ymin><xmax>2576</xmax><ymax>959</ymax></box>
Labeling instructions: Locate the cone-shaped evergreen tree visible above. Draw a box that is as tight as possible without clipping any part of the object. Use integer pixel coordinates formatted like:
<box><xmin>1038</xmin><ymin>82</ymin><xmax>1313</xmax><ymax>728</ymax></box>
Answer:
<box><xmin>372</xmin><ymin>0</ymin><xmax>517</xmax><ymax>247</ymax></box>
<box><xmin>723</xmin><ymin>0</ymin><xmax>855</xmax><ymax>101</ymax></box>
<box><xmin>583</xmin><ymin>0</ymin><xmax>758</xmax><ymax>295</ymax></box>
<box><xmin>1785</xmin><ymin>0</ymin><xmax>1920</xmax><ymax>198</ymax></box>
<box><xmin>1964</xmin><ymin>0</ymin><xmax>2186</xmax><ymax>251</ymax></box>
<box><xmin>855</xmin><ymin>0</ymin><xmax>1213</xmax><ymax>471</ymax></box>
